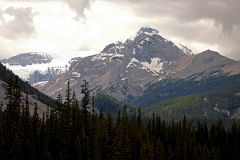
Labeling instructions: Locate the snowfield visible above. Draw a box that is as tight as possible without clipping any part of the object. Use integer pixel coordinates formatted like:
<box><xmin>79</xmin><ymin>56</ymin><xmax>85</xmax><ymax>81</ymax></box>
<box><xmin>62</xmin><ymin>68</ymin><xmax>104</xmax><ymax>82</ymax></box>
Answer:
<box><xmin>2</xmin><ymin>51</ymin><xmax>96</xmax><ymax>81</ymax></box>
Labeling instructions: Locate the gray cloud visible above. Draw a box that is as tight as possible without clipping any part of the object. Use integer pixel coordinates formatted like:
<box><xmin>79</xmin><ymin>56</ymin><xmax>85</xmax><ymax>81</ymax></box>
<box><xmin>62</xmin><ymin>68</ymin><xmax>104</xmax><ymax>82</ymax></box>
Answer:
<box><xmin>6</xmin><ymin>0</ymin><xmax>94</xmax><ymax>20</ymax></box>
<box><xmin>0</xmin><ymin>7</ymin><xmax>36</xmax><ymax>39</ymax></box>
<box><xmin>2</xmin><ymin>0</ymin><xmax>240</xmax><ymax>59</ymax></box>
<box><xmin>65</xmin><ymin>0</ymin><xmax>94</xmax><ymax>20</ymax></box>
<box><xmin>5</xmin><ymin>0</ymin><xmax>239</xmax><ymax>31</ymax></box>
<box><xmin>107</xmin><ymin>0</ymin><xmax>240</xmax><ymax>32</ymax></box>
<box><xmin>103</xmin><ymin>0</ymin><xmax>240</xmax><ymax>59</ymax></box>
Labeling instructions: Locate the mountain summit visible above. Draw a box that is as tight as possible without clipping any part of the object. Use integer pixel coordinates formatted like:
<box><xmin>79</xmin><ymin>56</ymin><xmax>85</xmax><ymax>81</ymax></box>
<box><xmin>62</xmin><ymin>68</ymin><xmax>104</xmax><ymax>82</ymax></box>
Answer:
<box><xmin>3</xmin><ymin>27</ymin><xmax>240</xmax><ymax>102</ymax></box>
<box><xmin>32</xmin><ymin>27</ymin><xmax>238</xmax><ymax>101</ymax></box>
<box><xmin>102</xmin><ymin>27</ymin><xmax>193</xmax><ymax>62</ymax></box>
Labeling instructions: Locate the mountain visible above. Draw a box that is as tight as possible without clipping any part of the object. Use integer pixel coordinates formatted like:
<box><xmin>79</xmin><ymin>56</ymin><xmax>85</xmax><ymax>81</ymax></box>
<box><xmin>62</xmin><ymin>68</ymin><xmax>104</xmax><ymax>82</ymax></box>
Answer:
<box><xmin>1</xmin><ymin>52</ymin><xmax>71</xmax><ymax>84</ymax></box>
<box><xmin>0</xmin><ymin>62</ymin><xmax>56</xmax><ymax>114</ymax></box>
<box><xmin>1</xmin><ymin>52</ymin><xmax>53</xmax><ymax>66</ymax></box>
<box><xmin>143</xmin><ymin>84</ymin><xmax>240</xmax><ymax>120</ymax></box>
<box><xmin>134</xmin><ymin>75</ymin><xmax>240</xmax><ymax>107</ymax></box>
<box><xmin>2</xmin><ymin>27</ymin><xmax>240</xmax><ymax>119</ymax></box>
<box><xmin>31</xmin><ymin>27</ymin><xmax>240</xmax><ymax>102</ymax></box>
<box><xmin>34</xmin><ymin>27</ymin><xmax>193</xmax><ymax>98</ymax></box>
<box><xmin>174</xmin><ymin>50</ymin><xmax>239</xmax><ymax>79</ymax></box>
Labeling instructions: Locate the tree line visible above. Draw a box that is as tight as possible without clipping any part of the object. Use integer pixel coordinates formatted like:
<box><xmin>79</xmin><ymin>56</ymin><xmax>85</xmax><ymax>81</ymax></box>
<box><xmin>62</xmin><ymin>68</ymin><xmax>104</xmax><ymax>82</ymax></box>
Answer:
<box><xmin>1</xmin><ymin>76</ymin><xmax>240</xmax><ymax>160</ymax></box>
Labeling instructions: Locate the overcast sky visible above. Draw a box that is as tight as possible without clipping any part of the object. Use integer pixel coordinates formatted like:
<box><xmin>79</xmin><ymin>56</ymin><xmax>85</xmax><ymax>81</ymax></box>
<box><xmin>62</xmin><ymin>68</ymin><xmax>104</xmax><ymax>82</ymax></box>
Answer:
<box><xmin>0</xmin><ymin>0</ymin><xmax>240</xmax><ymax>60</ymax></box>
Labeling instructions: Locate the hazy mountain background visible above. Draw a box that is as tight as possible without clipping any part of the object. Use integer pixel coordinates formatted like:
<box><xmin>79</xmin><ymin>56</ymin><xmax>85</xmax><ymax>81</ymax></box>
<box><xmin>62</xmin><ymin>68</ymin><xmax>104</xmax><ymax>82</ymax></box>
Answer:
<box><xmin>2</xmin><ymin>27</ymin><xmax>240</xmax><ymax>120</ymax></box>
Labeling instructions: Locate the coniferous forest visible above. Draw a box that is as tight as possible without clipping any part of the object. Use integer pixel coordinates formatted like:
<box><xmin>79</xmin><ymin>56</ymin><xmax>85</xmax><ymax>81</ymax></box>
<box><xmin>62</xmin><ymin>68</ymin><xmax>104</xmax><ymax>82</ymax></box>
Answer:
<box><xmin>1</xmin><ymin>77</ymin><xmax>240</xmax><ymax>160</ymax></box>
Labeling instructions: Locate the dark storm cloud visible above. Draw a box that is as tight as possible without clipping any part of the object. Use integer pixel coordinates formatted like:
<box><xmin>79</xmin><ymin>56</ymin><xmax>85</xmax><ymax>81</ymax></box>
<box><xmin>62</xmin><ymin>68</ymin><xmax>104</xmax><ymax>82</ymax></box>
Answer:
<box><xmin>0</xmin><ymin>7</ymin><xmax>36</xmax><ymax>39</ymax></box>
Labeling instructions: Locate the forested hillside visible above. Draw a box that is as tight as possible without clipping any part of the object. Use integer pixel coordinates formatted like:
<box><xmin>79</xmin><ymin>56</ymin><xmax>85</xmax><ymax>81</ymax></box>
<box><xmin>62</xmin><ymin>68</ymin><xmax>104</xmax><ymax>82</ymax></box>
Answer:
<box><xmin>143</xmin><ymin>77</ymin><xmax>240</xmax><ymax>120</ymax></box>
<box><xmin>1</xmin><ymin>57</ymin><xmax>240</xmax><ymax>160</ymax></box>
<box><xmin>1</xmin><ymin>80</ymin><xmax>240</xmax><ymax>159</ymax></box>
<box><xmin>135</xmin><ymin>75</ymin><xmax>240</xmax><ymax>107</ymax></box>
<box><xmin>0</xmin><ymin>62</ymin><xmax>56</xmax><ymax>108</ymax></box>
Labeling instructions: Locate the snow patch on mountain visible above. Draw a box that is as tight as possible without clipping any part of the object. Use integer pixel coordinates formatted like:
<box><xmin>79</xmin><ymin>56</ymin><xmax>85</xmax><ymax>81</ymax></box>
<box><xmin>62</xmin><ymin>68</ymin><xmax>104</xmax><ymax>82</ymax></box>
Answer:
<box><xmin>136</xmin><ymin>27</ymin><xmax>159</xmax><ymax>37</ymax></box>
<box><xmin>129</xmin><ymin>27</ymin><xmax>159</xmax><ymax>41</ymax></box>
<box><xmin>2</xmin><ymin>51</ymin><xmax>97</xmax><ymax>82</ymax></box>
<box><xmin>33</xmin><ymin>81</ymin><xmax>48</xmax><ymax>87</ymax></box>
<box><xmin>213</xmin><ymin>106</ymin><xmax>230</xmax><ymax>116</ymax></box>
<box><xmin>127</xmin><ymin>58</ymin><xmax>140</xmax><ymax>68</ymax></box>
<box><xmin>141</xmin><ymin>58</ymin><xmax>163</xmax><ymax>74</ymax></box>
<box><xmin>4</xmin><ymin>54</ymin><xmax>69</xmax><ymax>80</ymax></box>
<box><xmin>72</xmin><ymin>72</ymin><xmax>81</xmax><ymax>78</ymax></box>
<box><xmin>175</xmin><ymin>43</ymin><xmax>193</xmax><ymax>55</ymax></box>
<box><xmin>91</xmin><ymin>53</ymin><xmax>114</xmax><ymax>61</ymax></box>
<box><xmin>133</xmin><ymin>48</ymin><xmax>136</xmax><ymax>55</ymax></box>
<box><xmin>111</xmin><ymin>54</ymin><xmax>124</xmax><ymax>60</ymax></box>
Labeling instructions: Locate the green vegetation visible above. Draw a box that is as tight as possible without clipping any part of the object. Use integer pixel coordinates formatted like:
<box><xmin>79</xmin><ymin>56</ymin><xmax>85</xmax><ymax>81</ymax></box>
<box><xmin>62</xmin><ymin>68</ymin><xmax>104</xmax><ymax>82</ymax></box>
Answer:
<box><xmin>95</xmin><ymin>94</ymin><xmax>123</xmax><ymax>114</ymax></box>
<box><xmin>135</xmin><ymin>75</ymin><xmax>240</xmax><ymax>107</ymax></box>
<box><xmin>2</xmin><ymin>62</ymin><xmax>240</xmax><ymax>159</ymax></box>
<box><xmin>144</xmin><ymin>88</ymin><xmax>240</xmax><ymax>120</ymax></box>
<box><xmin>1</xmin><ymin>77</ymin><xmax>240</xmax><ymax>159</ymax></box>
<box><xmin>95</xmin><ymin>93</ymin><xmax>136</xmax><ymax>116</ymax></box>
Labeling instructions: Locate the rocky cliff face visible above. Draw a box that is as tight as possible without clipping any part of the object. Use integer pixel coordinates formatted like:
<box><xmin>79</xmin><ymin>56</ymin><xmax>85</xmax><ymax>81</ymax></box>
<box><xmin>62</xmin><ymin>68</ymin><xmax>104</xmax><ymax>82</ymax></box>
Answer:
<box><xmin>3</xmin><ymin>27</ymin><xmax>240</xmax><ymax>103</ymax></box>
<box><xmin>35</xmin><ymin>27</ymin><xmax>196</xmax><ymax>100</ymax></box>
<box><xmin>35</xmin><ymin>27</ymin><xmax>237</xmax><ymax>101</ymax></box>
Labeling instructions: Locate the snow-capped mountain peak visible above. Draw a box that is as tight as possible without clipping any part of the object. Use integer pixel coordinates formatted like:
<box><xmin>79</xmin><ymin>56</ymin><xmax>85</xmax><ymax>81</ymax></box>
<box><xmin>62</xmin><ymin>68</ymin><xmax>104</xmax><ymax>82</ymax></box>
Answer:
<box><xmin>3</xmin><ymin>27</ymin><xmax>238</xmax><ymax>103</ymax></box>
<box><xmin>1</xmin><ymin>52</ymin><xmax>70</xmax><ymax>83</ymax></box>
<box><xmin>1</xmin><ymin>52</ymin><xmax>53</xmax><ymax>66</ymax></box>
<box><xmin>135</xmin><ymin>26</ymin><xmax>159</xmax><ymax>37</ymax></box>
<box><xmin>101</xmin><ymin>27</ymin><xmax>193</xmax><ymax>62</ymax></box>
<box><xmin>175</xmin><ymin>43</ymin><xmax>193</xmax><ymax>55</ymax></box>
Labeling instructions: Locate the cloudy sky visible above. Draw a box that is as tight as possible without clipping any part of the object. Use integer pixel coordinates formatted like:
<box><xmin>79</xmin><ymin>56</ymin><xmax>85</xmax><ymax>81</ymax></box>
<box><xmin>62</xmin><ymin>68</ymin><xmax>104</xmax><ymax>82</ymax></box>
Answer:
<box><xmin>0</xmin><ymin>0</ymin><xmax>240</xmax><ymax>60</ymax></box>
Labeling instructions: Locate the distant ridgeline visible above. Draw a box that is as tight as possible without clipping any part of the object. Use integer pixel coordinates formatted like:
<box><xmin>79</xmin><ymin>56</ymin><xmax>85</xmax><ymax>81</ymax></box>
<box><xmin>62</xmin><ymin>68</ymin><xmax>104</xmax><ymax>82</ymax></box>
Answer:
<box><xmin>141</xmin><ymin>75</ymin><xmax>240</xmax><ymax>120</ymax></box>
<box><xmin>1</xmin><ymin>52</ymin><xmax>53</xmax><ymax>66</ymax></box>
<box><xmin>134</xmin><ymin>75</ymin><xmax>240</xmax><ymax>107</ymax></box>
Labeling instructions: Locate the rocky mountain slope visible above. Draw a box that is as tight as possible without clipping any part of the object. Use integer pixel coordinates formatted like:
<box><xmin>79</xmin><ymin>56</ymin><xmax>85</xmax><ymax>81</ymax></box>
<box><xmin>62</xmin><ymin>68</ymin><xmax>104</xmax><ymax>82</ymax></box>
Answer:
<box><xmin>0</xmin><ymin>62</ymin><xmax>56</xmax><ymax>115</ymax></box>
<box><xmin>0</xmin><ymin>79</ymin><xmax>48</xmax><ymax>114</ymax></box>
<box><xmin>35</xmin><ymin>27</ymin><xmax>192</xmax><ymax>98</ymax></box>
<box><xmin>34</xmin><ymin>27</ymin><xmax>240</xmax><ymax>101</ymax></box>
<box><xmin>2</xmin><ymin>27</ymin><xmax>240</xmax><ymax>106</ymax></box>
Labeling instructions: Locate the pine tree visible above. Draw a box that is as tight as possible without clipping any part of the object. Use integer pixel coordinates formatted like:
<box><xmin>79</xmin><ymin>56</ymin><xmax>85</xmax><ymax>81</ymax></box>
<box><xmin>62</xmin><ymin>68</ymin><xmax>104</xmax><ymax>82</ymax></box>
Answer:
<box><xmin>56</xmin><ymin>93</ymin><xmax>63</xmax><ymax>111</ymax></box>
<box><xmin>60</xmin><ymin>80</ymin><xmax>72</xmax><ymax>160</ymax></box>
<box><xmin>81</xmin><ymin>80</ymin><xmax>90</xmax><ymax>136</ymax></box>
<box><xmin>32</xmin><ymin>102</ymin><xmax>41</xmax><ymax>160</ymax></box>
<box><xmin>4</xmin><ymin>76</ymin><xmax>22</xmax><ymax>159</ymax></box>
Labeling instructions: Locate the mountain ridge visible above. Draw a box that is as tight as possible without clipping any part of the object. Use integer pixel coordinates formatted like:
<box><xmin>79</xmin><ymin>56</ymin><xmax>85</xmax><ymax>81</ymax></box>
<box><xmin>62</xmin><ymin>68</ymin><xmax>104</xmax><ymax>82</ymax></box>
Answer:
<box><xmin>33</xmin><ymin>27</ymin><xmax>239</xmax><ymax>102</ymax></box>
<box><xmin>0</xmin><ymin>62</ymin><xmax>56</xmax><ymax>114</ymax></box>
<box><xmin>2</xmin><ymin>27</ymin><xmax>240</xmax><ymax>107</ymax></box>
